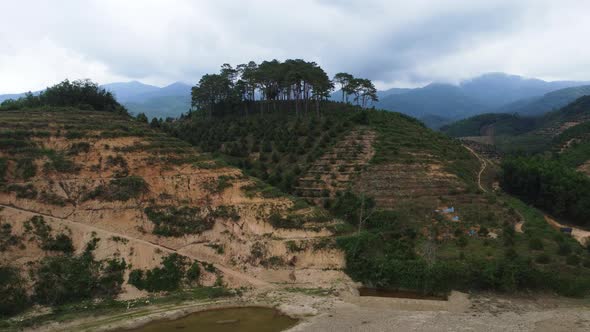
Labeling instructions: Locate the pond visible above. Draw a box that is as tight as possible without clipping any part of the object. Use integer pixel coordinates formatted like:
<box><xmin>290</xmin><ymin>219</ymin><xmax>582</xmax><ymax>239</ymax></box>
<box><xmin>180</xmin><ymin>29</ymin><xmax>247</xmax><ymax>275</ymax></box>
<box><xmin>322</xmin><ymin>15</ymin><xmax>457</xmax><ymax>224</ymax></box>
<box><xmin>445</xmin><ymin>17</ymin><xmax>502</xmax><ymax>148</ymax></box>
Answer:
<box><xmin>358</xmin><ymin>287</ymin><xmax>447</xmax><ymax>301</ymax></box>
<box><xmin>118</xmin><ymin>306</ymin><xmax>298</xmax><ymax>332</ymax></box>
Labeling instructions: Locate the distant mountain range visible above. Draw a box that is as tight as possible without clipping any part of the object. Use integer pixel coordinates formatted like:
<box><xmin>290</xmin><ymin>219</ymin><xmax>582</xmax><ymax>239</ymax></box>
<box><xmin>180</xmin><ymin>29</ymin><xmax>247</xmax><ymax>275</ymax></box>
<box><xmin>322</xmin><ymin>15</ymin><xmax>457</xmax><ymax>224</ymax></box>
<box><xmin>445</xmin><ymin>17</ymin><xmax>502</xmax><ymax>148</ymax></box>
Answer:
<box><xmin>375</xmin><ymin>73</ymin><xmax>590</xmax><ymax>128</ymax></box>
<box><xmin>101</xmin><ymin>81</ymin><xmax>192</xmax><ymax>119</ymax></box>
<box><xmin>2</xmin><ymin>73</ymin><xmax>590</xmax><ymax>124</ymax></box>
<box><xmin>0</xmin><ymin>81</ymin><xmax>192</xmax><ymax>119</ymax></box>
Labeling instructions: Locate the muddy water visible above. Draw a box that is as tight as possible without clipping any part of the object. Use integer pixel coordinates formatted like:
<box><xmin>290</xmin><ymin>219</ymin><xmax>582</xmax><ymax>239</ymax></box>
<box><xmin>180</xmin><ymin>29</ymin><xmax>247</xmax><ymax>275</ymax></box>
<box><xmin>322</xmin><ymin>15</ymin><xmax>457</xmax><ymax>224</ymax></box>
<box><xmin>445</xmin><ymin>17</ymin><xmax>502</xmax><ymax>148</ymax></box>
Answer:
<box><xmin>119</xmin><ymin>307</ymin><xmax>298</xmax><ymax>332</ymax></box>
<box><xmin>358</xmin><ymin>287</ymin><xmax>448</xmax><ymax>301</ymax></box>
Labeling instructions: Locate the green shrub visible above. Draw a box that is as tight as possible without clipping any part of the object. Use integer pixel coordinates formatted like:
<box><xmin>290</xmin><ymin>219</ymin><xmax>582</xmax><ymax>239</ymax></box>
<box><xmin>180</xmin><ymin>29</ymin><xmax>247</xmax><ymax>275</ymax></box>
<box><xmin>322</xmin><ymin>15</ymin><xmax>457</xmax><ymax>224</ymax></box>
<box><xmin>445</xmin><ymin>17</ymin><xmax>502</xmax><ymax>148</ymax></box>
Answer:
<box><xmin>529</xmin><ymin>238</ymin><xmax>544</xmax><ymax>250</ymax></box>
<box><xmin>0</xmin><ymin>223</ymin><xmax>22</xmax><ymax>251</ymax></box>
<box><xmin>557</xmin><ymin>242</ymin><xmax>572</xmax><ymax>256</ymax></box>
<box><xmin>566</xmin><ymin>255</ymin><xmax>581</xmax><ymax>266</ymax></box>
<box><xmin>128</xmin><ymin>254</ymin><xmax>189</xmax><ymax>292</ymax></box>
<box><xmin>24</xmin><ymin>216</ymin><xmax>73</xmax><ymax>253</ymax></box>
<box><xmin>6</xmin><ymin>183</ymin><xmax>37</xmax><ymax>199</ymax></box>
<box><xmin>535</xmin><ymin>253</ymin><xmax>551</xmax><ymax>264</ymax></box>
<box><xmin>16</xmin><ymin>158</ymin><xmax>36</xmax><ymax>180</ymax></box>
<box><xmin>145</xmin><ymin>206</ymin><xmax>215</xmax><ymax>237</ymax></box>
<box><xmin>44</xmin><ymin>153</ymin><xmax>78</xmax><ymax>173</ymax></box>
<box><xmin>32</xmin><ymin>239</ymin><xmax>126</xmax><ymax>305</ymax></box>
<box><xmin>83</xmin><ymin>176</ymin><xmax>148</xmax><ymax>201</ymax></box>
<box><xmin>68</xmin><ymin>142</ymin><xmax>91</xmax><ymax>155</ymax></box>
<box><xmin>0</xmin><ymin>266</ymin><xmax>29</xmax><ymax>317</ymax></box>
<box><xmin>186</xmin><ymin>262</ymin><xmax>201</xmax><ymax>284</ymax></box>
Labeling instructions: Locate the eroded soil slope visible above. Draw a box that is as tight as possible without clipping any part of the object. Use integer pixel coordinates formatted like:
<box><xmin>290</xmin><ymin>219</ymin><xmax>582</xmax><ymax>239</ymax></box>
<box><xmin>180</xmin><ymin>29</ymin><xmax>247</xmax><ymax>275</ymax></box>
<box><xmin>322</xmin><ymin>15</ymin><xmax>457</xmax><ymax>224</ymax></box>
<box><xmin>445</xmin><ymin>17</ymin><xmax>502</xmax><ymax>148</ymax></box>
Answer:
<box><xmin>0</xmin><ymin>109</ymin><xmax>345</xmax><ymax>295</ymax></box>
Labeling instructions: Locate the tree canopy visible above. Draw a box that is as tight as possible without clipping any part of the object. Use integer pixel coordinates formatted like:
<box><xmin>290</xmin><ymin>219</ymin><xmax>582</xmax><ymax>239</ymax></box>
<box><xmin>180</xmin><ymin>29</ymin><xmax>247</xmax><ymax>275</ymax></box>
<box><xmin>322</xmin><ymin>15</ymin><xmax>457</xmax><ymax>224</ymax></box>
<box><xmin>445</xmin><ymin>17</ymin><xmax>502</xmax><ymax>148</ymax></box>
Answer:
<box><xmin>191</xmin><ymin>59</ymin><xmax>376</xmax><ymax>117</ymax></box>
<box><xmin>0</xmin><ymin>79</ymin><xmax>126</xmax><ymax>113</ymax></box>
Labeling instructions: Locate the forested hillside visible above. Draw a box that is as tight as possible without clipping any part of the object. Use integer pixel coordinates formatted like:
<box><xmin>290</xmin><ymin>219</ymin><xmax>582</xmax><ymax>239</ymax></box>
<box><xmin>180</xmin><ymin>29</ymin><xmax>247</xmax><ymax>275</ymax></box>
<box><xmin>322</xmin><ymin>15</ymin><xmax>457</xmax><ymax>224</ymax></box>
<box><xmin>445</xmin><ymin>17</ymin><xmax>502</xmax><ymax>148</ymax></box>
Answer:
<box><xmin>163</xmin><ymin>60</ymin><xmax>590</xmax><ymax>298</ymax></box>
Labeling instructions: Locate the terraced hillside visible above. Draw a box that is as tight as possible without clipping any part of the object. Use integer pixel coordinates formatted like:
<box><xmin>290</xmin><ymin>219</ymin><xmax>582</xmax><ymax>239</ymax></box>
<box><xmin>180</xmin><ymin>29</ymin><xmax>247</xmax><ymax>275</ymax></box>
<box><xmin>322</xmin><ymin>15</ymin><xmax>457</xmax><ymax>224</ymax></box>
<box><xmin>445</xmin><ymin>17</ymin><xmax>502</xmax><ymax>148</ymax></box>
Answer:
<box><xmin>295</xmin><ymin>127</ymin><xmax>376</xmax><ymax>204</ymax></box>
<box><xmin>0</xmin><ymin>108</ymin><xmax>345</xmax><ymax>306</ymax></box>
<box><xmin>443</xmin><ymin>95</ymin><xmax>590</xmax><ymax>154</ymax></box>
<box><xmin>166</xmin><ymin>107</ymin><xmax>590</xmax><ymax>297</ymax></box>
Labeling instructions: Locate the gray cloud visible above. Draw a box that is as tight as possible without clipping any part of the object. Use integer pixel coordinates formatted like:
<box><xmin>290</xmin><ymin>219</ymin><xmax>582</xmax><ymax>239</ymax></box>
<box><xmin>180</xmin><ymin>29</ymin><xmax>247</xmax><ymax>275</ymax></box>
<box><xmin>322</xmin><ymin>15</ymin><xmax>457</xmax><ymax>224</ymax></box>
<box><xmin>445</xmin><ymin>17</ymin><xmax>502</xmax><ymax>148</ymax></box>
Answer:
<box><xmin>1</xmin><ymin>0</ymin><xmax>589</xmax><ymax>93</ymax></box>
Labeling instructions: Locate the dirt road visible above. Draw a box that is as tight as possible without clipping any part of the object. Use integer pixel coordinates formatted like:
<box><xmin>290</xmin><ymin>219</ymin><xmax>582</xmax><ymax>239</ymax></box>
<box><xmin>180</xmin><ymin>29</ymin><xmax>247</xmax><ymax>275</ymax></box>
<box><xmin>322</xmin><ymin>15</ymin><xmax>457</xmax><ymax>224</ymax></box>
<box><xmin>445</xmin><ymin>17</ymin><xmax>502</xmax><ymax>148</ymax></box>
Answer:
<box><xmin>463</xmin><ymin>145</ymin><xmax>487</xmax><ymax>193</ymax></box>
<box><xmin>545</xmin><ymin>214</ymin><xmax>590</xmax><ymax>247</ymax></box>
<box><xmin>0</xmin><ymin>203</ymin><xmax>271</xmax><ymax>288</ymax></box>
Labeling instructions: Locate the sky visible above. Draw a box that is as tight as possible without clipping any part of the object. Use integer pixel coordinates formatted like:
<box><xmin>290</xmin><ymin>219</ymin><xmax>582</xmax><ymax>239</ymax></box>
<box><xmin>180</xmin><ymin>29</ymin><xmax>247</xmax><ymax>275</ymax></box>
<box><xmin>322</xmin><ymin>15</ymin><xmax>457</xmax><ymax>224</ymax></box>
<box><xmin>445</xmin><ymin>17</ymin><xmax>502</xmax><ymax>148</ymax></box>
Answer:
<box><xmin>1</xmin><ymin>0</ymin><xmax>590</xmax><ymax>93</ymax></box>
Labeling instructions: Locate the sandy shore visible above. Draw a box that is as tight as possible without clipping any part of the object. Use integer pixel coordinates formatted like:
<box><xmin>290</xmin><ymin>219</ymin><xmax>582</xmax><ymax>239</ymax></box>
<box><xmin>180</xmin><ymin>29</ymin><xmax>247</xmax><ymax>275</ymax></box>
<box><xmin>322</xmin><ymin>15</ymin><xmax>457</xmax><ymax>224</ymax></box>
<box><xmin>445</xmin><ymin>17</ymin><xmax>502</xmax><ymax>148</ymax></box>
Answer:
<box><xmin>21</xmin><ymin>287</ymin><xmax>590</xmax><ymax>332</ymax></box>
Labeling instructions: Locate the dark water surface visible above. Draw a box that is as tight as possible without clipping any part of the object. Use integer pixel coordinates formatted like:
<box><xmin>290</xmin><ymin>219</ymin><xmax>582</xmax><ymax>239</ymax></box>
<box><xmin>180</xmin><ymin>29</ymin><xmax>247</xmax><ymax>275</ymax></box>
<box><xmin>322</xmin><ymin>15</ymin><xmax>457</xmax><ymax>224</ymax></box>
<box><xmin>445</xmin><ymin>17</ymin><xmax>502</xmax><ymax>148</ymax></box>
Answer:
<box><xmin>119</xmin><ymin>307</ymin><xmax>298</xmax><ymax>332</ymax></box>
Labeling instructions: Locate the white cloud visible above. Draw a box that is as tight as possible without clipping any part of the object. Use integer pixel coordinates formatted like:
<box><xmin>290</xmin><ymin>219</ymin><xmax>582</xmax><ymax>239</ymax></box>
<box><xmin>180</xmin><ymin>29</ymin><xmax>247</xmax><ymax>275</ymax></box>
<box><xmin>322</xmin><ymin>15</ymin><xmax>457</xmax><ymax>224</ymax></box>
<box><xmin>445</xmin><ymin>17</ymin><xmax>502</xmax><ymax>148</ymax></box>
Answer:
<box><xmin>1</xmin><ymin>0</ymin><xmax>589</xmax><ymax>93</ymax></box>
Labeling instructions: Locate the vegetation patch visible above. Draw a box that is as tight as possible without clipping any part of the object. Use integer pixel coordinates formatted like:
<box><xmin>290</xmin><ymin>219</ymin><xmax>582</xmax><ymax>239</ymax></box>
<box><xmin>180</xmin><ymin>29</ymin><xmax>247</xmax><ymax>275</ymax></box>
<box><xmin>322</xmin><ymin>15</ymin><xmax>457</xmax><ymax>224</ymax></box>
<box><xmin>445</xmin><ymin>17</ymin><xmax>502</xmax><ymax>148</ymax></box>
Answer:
<box><xmin>83</xmin><ymin>176</ymin><xmax>148</xmax><ymax>202</ymax></box>
<box><xmin>144</xmin><ymin>206</ymin><xmax>215</xmax><ymax>237</ymax></box>
<box><xmin>0</xmin><ymin>223</ymin><xmax>22</xmax><ymax>251</ymax></box>
<box><xmin>23</xmin><ymin>216</ymin><xmax>74</xmax><ymax>253</ymax></box>
<box><xmin>6</xmin><ymin>183</ymin><xmax>38</xmax><ymax>199</ymax></box>
<box><xmin>128</xmin><ymin>253</ymin><xmax>198</xmax><ymax>292</ymax></box>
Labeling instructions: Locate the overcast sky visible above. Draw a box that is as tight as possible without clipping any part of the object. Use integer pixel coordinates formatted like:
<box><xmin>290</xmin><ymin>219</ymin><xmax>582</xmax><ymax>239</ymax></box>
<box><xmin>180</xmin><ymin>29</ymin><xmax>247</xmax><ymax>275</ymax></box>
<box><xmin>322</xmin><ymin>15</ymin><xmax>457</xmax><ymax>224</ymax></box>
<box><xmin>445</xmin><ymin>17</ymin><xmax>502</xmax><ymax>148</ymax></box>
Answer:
<box><xmin>1</xmin><ymin>0</ymin><xmax>589</xmax><ymax>93</ymax></box>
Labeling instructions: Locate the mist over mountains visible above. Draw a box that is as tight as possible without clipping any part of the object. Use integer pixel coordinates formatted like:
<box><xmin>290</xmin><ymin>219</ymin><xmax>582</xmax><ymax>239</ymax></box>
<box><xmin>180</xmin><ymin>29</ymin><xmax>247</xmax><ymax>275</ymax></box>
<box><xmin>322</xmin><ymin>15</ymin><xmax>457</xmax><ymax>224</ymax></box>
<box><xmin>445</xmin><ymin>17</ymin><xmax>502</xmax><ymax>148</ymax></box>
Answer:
<box><xmin>2</xmin><ymin>73</ymin><xmax>589</xmax><ymax>126</ymax></box>
<box><xmin>374</xmin><ymin>73</ymin><xmax>590</xmax><ymax>127</ymax></box>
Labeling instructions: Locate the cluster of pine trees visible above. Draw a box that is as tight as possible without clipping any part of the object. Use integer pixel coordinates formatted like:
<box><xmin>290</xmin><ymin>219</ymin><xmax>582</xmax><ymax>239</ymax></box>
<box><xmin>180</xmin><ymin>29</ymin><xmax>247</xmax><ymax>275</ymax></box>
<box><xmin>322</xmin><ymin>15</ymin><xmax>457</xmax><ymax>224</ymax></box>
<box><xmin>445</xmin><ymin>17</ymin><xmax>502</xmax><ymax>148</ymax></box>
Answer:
<box><xmin>191</xmin><ymin>59</ymin><xmax>378</xmax><ymax>117</ymax></box>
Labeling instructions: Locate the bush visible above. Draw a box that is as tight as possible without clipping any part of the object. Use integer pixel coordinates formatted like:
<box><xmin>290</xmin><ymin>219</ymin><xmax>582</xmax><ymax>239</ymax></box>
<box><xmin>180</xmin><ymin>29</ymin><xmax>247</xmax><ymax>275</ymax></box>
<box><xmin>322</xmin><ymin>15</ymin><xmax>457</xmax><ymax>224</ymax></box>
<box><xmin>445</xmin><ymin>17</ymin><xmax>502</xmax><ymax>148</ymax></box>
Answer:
<box><xmin>32</xmin><ymin>239</ymin><xmax>126</xmax><ymax>305</ymax></box>
<box><xmin>186</xmin><ymin>262</ymin><xmax>201</xmax><ymax>284</ymax></box>
<box><xmin>6</xmin><ymin>184</ymin><xmax>37</xmax><ymax>199</ymax></box>
<box><xmin>83</xmin><ymin>176</ymin><xmax>148</xmax><ymax>201</ymax></box>
<box><xmin>557</xmin><ymin>242</ymin><xmax>572</xmax><ymax>256</ymax></box>
<box><xmin>24</xmin><ymin>216</ymin><xmax>73</xmax><ymax>253</ymax></box>
<box><xmin>566</xmin><ymin>255</ymin><xmax>581</xmax><ymax>266</ymax></box>
<box><xmin>0</xmin><ymin>266</ymin><xmax>29</xmax><ymax>317</ymax></box>
<box><xmin>0</xmin><ymin>223</ymin><xmax>22</xmax><ymax>251</ymax></box>
<box><xmin>128</xmin><ymin>254</ymin><xmax>189</xmax><ymax>292</ymax></box>
<box><xmin>145</xmin><ymin>206</ymin><xmax>215</xmax><ymax>237</ymax></box>
<box><xmin>535</xmin><ymin>253</ymin><xmax>551</xmax><ymax>264</ymax></box>
<box><xmin>529</xmin><ymin>238</ymin><xmax>544</xmax><ymax>250</ymax></box>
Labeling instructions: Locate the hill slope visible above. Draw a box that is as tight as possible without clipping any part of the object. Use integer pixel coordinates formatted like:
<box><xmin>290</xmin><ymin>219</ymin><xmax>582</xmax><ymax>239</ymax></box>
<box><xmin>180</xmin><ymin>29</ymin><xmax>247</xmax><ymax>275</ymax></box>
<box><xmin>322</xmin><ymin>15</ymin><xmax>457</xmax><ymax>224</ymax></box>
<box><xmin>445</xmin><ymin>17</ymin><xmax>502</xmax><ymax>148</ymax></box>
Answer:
<box><xmin>165</xmin><ymin>104</ymin><xmax>590</xmax><ymax>296</ymax></box>
<box><xmin>496</xmin><ymin>85</ymin><xmax>590</xmax><ymax>116</ymax></box>
<box><xmin>0</xmin><ymin>108</ymin><xmax>345</xmax><ymax>316</ymax></box>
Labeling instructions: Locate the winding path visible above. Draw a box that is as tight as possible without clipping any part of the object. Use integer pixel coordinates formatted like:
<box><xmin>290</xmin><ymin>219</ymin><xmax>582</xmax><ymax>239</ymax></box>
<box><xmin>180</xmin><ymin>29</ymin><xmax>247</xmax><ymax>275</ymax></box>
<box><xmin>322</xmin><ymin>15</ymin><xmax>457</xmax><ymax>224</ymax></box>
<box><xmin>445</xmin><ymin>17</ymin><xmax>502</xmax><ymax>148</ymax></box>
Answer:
<box><xmin>0</xmin><ymin>203</ymin><xmax>271</xmax><ymax>288</ymax></box>
<box><xmin>463</xmin><ymin>145</ymin><xmax>487</xmax><ymax>193</ymax></box>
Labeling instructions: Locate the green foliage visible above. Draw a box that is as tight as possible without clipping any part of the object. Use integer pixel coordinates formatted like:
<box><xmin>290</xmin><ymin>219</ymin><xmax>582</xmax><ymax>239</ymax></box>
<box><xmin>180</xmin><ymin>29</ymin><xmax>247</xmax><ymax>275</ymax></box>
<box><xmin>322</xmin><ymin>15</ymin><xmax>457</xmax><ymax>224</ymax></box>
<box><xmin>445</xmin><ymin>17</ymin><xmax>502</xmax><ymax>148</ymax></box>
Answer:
<box><xmin>39</xmin><ymin>191</ymin><xmax>68</xmax><ymax>206</ymax></box>
<box><xmin>528</xmin><ymin>238</ymin><xmax>544</xmax><ymax>250</ymax></box>
<box><xmin>23</xmin><ymin>216</ymin><xmax>73</xmax><ymax>253</ymax></box>
<box><xmin>16</xmin><ymin>158</ymin><xmax>36</xmax><ymax>180</ymax></box>
<box><xmin>144</xmin><ymin>206</ymin><xmax>215</xmax><ymax>237</ymax></box>
<box><xmin>44</xmin><ymin>152</ymin><xmax>78</xmax><ymax>173</ymax></box>
<box><xmin>186</xmin><ymin>261</ymin><xmax>201</xmax><ymax>284</ymax></box>
<box><xmin>0</xmin><ymin>266</ymin><xmax>29</xmax><ymax>317</ymax></box>
<box><xmin>191</xmin><ymin>60</ymin><xmax>340</xmax><ymax>117</ymax></box>
<box><xmin>68</xmin><ymin>142</ymin><xmax>91</xmax><ymax>155</ymax></box>
<box><xmin>209</xmin><ymin>205</ymin><xmax>240</xmax><ymax>222</ymax></box>
<box><xmin>0</xmin><ymin>158</ymin><xmax>7</xmax><ymax>182</ymax></box>
<box><xmin>128</xmin><ymin>254</ymin><xmax>189</xmax><ymax>292</ymax></box>
<box><xmin>83</xmin><ymin>176</ymin><xmax>148</xmax><ymax>201</ymax></box>
<box><xmin>0</xmin><ymin>79</ymin><xmax>126</xmax><ymax>113</ymax></box>
<box><xmin>32</xmin><ymin>238</ymin><xmax>126</xmax><ymax>305</ymax></box>
<box><xmin>566</xmin><ymin>255</ymin><xmax>581</xmax><ymax>266</ymax></box>
<box><xmin>329</xmin><ymin>191</ymin><xmax>375</xmax><ymax>225</ymax></box>
<box><xmin>203</xmin><ymin>175</ymin><xmax>233</xmax><ymax>194</ymax></box>
<box><xmin>6</xmin><ymin>183</ymin><xmax>37</xmax><ymax>199</ymax></box>
<box><xmin>0</xmin><ymin>223</ymin><xmax>22</xmax><ymax>251</ymax></box>
<box><xmin>501</xmin><ymin>156</ymin><xmax>590</xmax><ymax>226</ymax></box>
